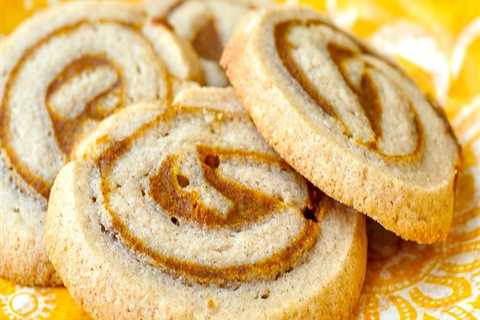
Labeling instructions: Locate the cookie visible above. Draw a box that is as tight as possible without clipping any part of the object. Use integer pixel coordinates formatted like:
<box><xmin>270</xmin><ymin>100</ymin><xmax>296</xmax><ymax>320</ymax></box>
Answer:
<box><xmin>146</xmin><ymin>0</ymin><xmax>272</xmax><ymax>86</ymax></box>
<box><xmin>222</xmin><ymin>6</ymin><xmax>461</xmax><ymax>243</ymax></box>
<box><xmin>46</xmin><ymin>87</ymin><xmax>366</xmax><ymax>319</ymax></box>
<box><xmin>0</xmin><ymin>1</ymin><xmax>202</xmax><ymax>286</ymax></box>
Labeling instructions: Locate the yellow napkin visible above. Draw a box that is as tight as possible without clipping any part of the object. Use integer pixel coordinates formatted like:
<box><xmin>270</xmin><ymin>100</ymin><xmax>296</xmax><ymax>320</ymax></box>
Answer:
<box><xmin>0</xmin><ymin>0</ymin><xmax>479</xmax><ymax>319</ymax></box>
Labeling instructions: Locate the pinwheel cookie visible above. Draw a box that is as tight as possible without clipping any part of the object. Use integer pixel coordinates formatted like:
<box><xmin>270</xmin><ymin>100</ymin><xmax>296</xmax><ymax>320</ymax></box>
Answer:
<box><xmin>146</xmin><ymin>0</ymin><xmax>272</xmax><ymax>86</ymax></box>
<box><xmin>46</xmin><ymin>87</ymin><xmax>366</xmax><ymax>319</ymax></box>
<box><xmin>222</xmin><ymin>6</ymin><xmax>461</xmax><ymax>244</ymax></box>
<box><xmin>0</xmin><ymin>1</ymin><xmax>202</xmax><ymax>286</ymax></box>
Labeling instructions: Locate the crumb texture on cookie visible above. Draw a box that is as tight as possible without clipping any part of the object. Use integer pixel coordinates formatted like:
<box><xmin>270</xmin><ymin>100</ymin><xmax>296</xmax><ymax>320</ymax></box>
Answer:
<box><xmin>46</xmin><ymin>88</ymin><xmax>366</xmax><ymax>319</ymax></box>
<box><xmin>0</xmin><ymin>1</ymin><xmax>201</xmax><ymax>286</ymax></box>
<box><xmin>222</xmin><ymin>6</ymin><xmax>460</xmax><ymax>244</ymax></box>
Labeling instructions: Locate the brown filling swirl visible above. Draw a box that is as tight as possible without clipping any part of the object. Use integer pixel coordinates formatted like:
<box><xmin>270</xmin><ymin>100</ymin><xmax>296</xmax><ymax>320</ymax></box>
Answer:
<box><xmin>46</xmin><ymin>55</ymin><xmax>124</xmax><ymax>156</ymax></box>
<box><xmin>96</xmin><ymin>108</ymin><xmax>322</xmax><ymax>286</ymax></box>
<box><xmin>192</xmin><ymin>19</ymin><xmax>224</xmax><ymax>62</ymax></box>
<box><xmin>275</xmin><ymin>20</ymin><xmax>424</xmax><ymax>162</ymax></box>
<box><xmin>149</xmin><ymin>146</ymin><xmax>284</xmax><ymax>229</ymax></box>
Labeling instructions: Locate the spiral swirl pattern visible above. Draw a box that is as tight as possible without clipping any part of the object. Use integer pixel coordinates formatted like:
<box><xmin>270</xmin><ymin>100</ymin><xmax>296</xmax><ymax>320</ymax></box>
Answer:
<box><xmin>275</xmin><ymin>20</ymin><xmax>424</xmax><ymax>160</ymax></box>
<box><xmin>45</xmin><ymin>87</ymin><xmax>366</xmax><ymax>319</ymax></box>
<box><xmin>80</xmin><ymin>88</ymin><xmax>321</xmax><ymax>285</ymax></box>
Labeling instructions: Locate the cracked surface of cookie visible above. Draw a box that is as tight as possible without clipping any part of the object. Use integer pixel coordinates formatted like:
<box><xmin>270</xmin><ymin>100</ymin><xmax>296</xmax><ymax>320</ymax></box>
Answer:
<box><xmin>0</xmin><ymin>0</ymin><xmax>202</xmax><ymax>286</ymax></box>
<box><xmin>46</xmin><ymin>87</ymin><xmax>366</xmax><ymax>319</ymax></box>
<box><xmin>222</xmin><ymin>6</ymin><xmax>461</xmax><ymax>243</ymax></box>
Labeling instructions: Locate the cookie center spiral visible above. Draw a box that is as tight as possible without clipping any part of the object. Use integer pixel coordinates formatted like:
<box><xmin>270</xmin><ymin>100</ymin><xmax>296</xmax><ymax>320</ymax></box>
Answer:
<box><xmin>149</xmin><ymin>146</ymin><xmax>282</xmax><ymax>228</ymax></box>
<box><xmin>275</xmin><ymin>20</ymin><xmax>423</xmax><ymax>160</ymax></box>
<box><xmin>47</xmin><ymin>55</ymin><xmax>123</xmax><ymax>156</ymax></box>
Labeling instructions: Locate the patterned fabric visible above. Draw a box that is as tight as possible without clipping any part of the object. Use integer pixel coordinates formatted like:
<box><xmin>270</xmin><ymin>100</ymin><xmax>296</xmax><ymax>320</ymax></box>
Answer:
<box><xmin>0</xmin><ymin>0</ymin><xmax>479</xmax><ymax>319</ymax></box>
